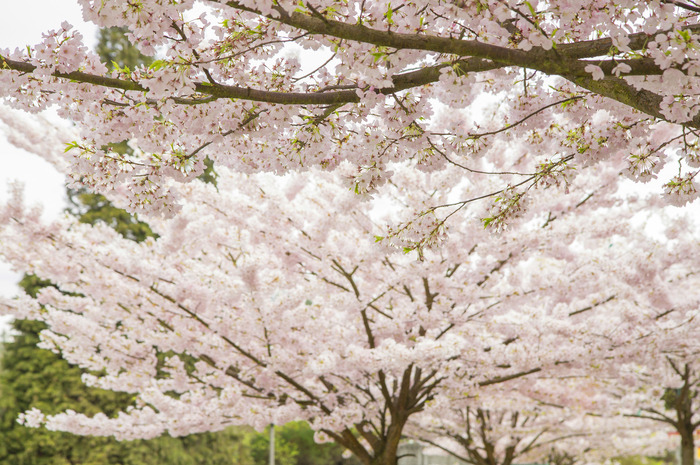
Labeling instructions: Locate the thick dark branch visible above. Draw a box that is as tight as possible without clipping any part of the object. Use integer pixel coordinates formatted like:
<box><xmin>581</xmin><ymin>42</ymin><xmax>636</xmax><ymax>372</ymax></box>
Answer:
<box><xmin>356</xmin><ymin>421</ymin><xmax>382</xmax><ymax>452</ymax></box>
<box><xmin>552</xmin><ymin>24</ymin><xmax>700</xmax><ymax>59</ymax></box>
<box><xmin>324</xmin><ymin>428</ymin><xmax>373</xmax><ymax>464</ymax></box>
<box><xmin>564</xmin><ymin>71</ymin><xmax>668</xmax><ymax>122</ymax></box>
<box><xmin>396</xmin><ymin>365</ymin><xmax>415</xmax><ymax>414</ymax></box>
<box><xmin>0</xmin><ymin>45</ymin><xmax>680</xmax><ymax>131</ymax></box>
<box><xmin>422</xmin><ymin>277</ymin><xmax>438</xmax><ymax>312</ymax></box>
<box><xmin>377</xmin><ymin>370</ymin><xmax>395</xmax><ymax>417</ymax></box>
<box><xmin>626</xmin><ymin>409</ymin><xmax>678</xmax><ymax>427</ymax></box>
<box><xmin>360</xmin><ymin>308</ymin><xmax>376</xmax><ymax>349</ymax></box>
<box><xmin>0</xmin><ymin>54</ymin><xmax>493</xmax><ymax>106</ymax></box>
<box><xmin>568</xmin><ymin>295</ymin><xmax>615</xmax><ymax>316</ymax></box>
<box><xmin>596</xmin><ymin>57</ymin><xmax>674</xmax><ymax>76</ymax></box>
<box><xmin>478</xmin><ymin>367</ymin><xmax>542</xmax><ymax>387</ymax></box>
<box><xmin>4</xmin><ymin>3</ymin><xmax>699</xmax><ymax>133</ymax></box>
<box><xmin>226</xmin><ymin>1</ymin><xmax>529</xmax><ymax>63</ymax></box>
<box><xmin>221</xmin><ymin>2</ymin><xmax>700</xmax><ymax>126</ymax></box>
<box><xmin>661</xmin><ymin>0</ymin><xmax>700</xmax><ymax>14</ymax></box>
<box><xmin>225</xmin><ymin>1</ymin><xmax>700</xmax><ymax>61</ymax></box>
<box><xmin>0</xmin><ymin>54</ymin><xmax>358</xmax><ymax>104</ymax></box>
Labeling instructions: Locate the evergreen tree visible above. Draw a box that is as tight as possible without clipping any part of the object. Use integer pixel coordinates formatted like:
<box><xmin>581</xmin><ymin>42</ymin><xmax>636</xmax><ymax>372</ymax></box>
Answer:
<box><xmin>0</xmin><ymin>276</ymin><xmax>256</xmax><ymax>465</ymax></box>
<box><xmin>96</xmin><ymin>26</ymin><xmax>154</xmax><ymax>72</ymax></box>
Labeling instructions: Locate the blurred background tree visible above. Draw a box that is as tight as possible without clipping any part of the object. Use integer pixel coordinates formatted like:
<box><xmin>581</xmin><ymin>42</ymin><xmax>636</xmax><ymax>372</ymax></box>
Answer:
<box><xmin>96</xmin><ymin>26</ymin><xmax>154</xmax><ymax>72</ymax></box>
<box><xmin>251</xmin><ymin>423</ymin><xmax>360</xmax><ymax>465</ymax></box>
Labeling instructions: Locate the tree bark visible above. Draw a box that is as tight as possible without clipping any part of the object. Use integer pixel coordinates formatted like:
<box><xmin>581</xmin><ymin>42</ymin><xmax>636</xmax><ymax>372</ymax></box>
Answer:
<box><xmin>680</xmin><ymin>428</ymin><xmax>695</xmax><ymax>465</ymax></box>
<box><xmin>675</xmin><ymin>363</ymin><xmax>696</xmax><ymax>465</ymax></box>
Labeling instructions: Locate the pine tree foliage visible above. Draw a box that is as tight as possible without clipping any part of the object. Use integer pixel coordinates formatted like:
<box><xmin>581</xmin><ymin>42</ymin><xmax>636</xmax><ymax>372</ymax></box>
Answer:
<box><xmin>96</xmin><ymin>26</ymin><xmax>154</xmax><ymax>73</ymax></box>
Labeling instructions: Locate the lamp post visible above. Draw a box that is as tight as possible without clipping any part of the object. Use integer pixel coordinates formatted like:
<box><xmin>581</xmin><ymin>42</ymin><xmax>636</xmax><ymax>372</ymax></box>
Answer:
<box><xmin>269</xmin><ymin>424</ymin><xmax>275</xmax><ymax>465</ymax></box>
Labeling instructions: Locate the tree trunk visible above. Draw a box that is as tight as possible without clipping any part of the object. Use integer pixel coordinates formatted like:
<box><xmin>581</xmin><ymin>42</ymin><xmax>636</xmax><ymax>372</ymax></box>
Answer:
<box><xmin>370</xmin><ymin>422</ymin><xmax>405</xmax><ymax>465</ymax></box>
<box><xmin>371</xmin><ymin>450</ymin><xmax>398</xmax><ymax>465</ymax></box>
<box><xmin>676</xmin><ymin>364</ymin><xmax>696</xmax><ymax>465</ymax></box>
<box><xmin>680</xmin><ymin>428</ymin><xmax>695</xmax><ymax>465</ymax></box>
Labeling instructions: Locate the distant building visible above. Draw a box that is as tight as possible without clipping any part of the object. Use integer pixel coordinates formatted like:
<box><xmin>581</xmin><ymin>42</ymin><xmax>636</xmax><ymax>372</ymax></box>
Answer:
<box><xmin>397</xmin><ymin>442</ymin><xmax>546</xmax><ymax>465</ymax></box>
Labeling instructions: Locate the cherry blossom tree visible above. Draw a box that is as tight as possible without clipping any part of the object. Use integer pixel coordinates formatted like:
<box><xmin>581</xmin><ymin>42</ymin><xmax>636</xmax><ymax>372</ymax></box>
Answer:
<box><xmin>0</xmin><ymin>133</ymin><xmax>695</xmax><ymax>465</ymax></box>
<box><xmin>403</xmin><ymin>207</ymin><xmax>700</xmax><ymax>465</ymax></box>
<box><xmin>526</xmin><ymin>215</ymin><xmax>700</xmax><ymax>465</ymax></box>
<box><xmin>1</xmin><ymin>0</ymin><xmax>700</xmax><ymax>226</ymax></box>
<box><xmin>2</xmin><ymin>2</ymin><xmax>700</xmax><ymax>462</ymax></box>
<box><xmin>603</xmin><ymin>312</ymin><xmax>700</xmax><ymax>465</ymax></box>
<box><xmin>413</xmin><ymin>393</ymin><xmax>593</xmax><ymax>465</ymax></box>
<box><xmin>411</xmin><ymin>378</ymin><xmax>676</xmax><ymax>465</ymax></box>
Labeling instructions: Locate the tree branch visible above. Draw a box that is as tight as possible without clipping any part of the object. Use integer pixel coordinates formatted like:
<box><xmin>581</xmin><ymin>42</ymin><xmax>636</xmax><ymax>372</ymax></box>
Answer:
<box><xmin>478</xmin><ymin>367</ymin><xmax>542</xmax><ymax>387</ymax></box>
<box><xmin>4</xmin><ymin>3</ymin><xmax>699</xmax><ymax>133</ymax></box>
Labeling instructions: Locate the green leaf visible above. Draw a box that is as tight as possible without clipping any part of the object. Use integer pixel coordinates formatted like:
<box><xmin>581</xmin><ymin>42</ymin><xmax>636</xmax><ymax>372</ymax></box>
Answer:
<box><xmin>111</xmin><ymin>61</ymin><xmax>130</xmax><ymax>74</ymax></box>
<box><xmin>370</xmin><ymin>51</ymin><xmax>385</xmax><ymax>63</ymax></box>
<box><xmin>523</xmin><ymin>1</ymin><xmax>536</xmax><ymax>17</ymax></box>
<box><xmin>148</xmin><ymin>59</ymin><xmax>167</xmax><ymax>71</ymax></box>
<box><xmin>384</xmin><ymin>3</ymin><xmax>394</xmax><ymax>24</ymax></box>
<box><xmin>64</xmin><ymin>141</ymin><xmax>79</xmax><ymax>153</ymax></box>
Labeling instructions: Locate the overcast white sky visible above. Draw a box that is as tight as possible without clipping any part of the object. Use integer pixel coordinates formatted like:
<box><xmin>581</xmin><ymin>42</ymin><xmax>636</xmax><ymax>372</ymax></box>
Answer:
<box><xmin>0</xmin><ymin>1</ymin><xmax>97</xmax><ymax>303</ymax></box>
